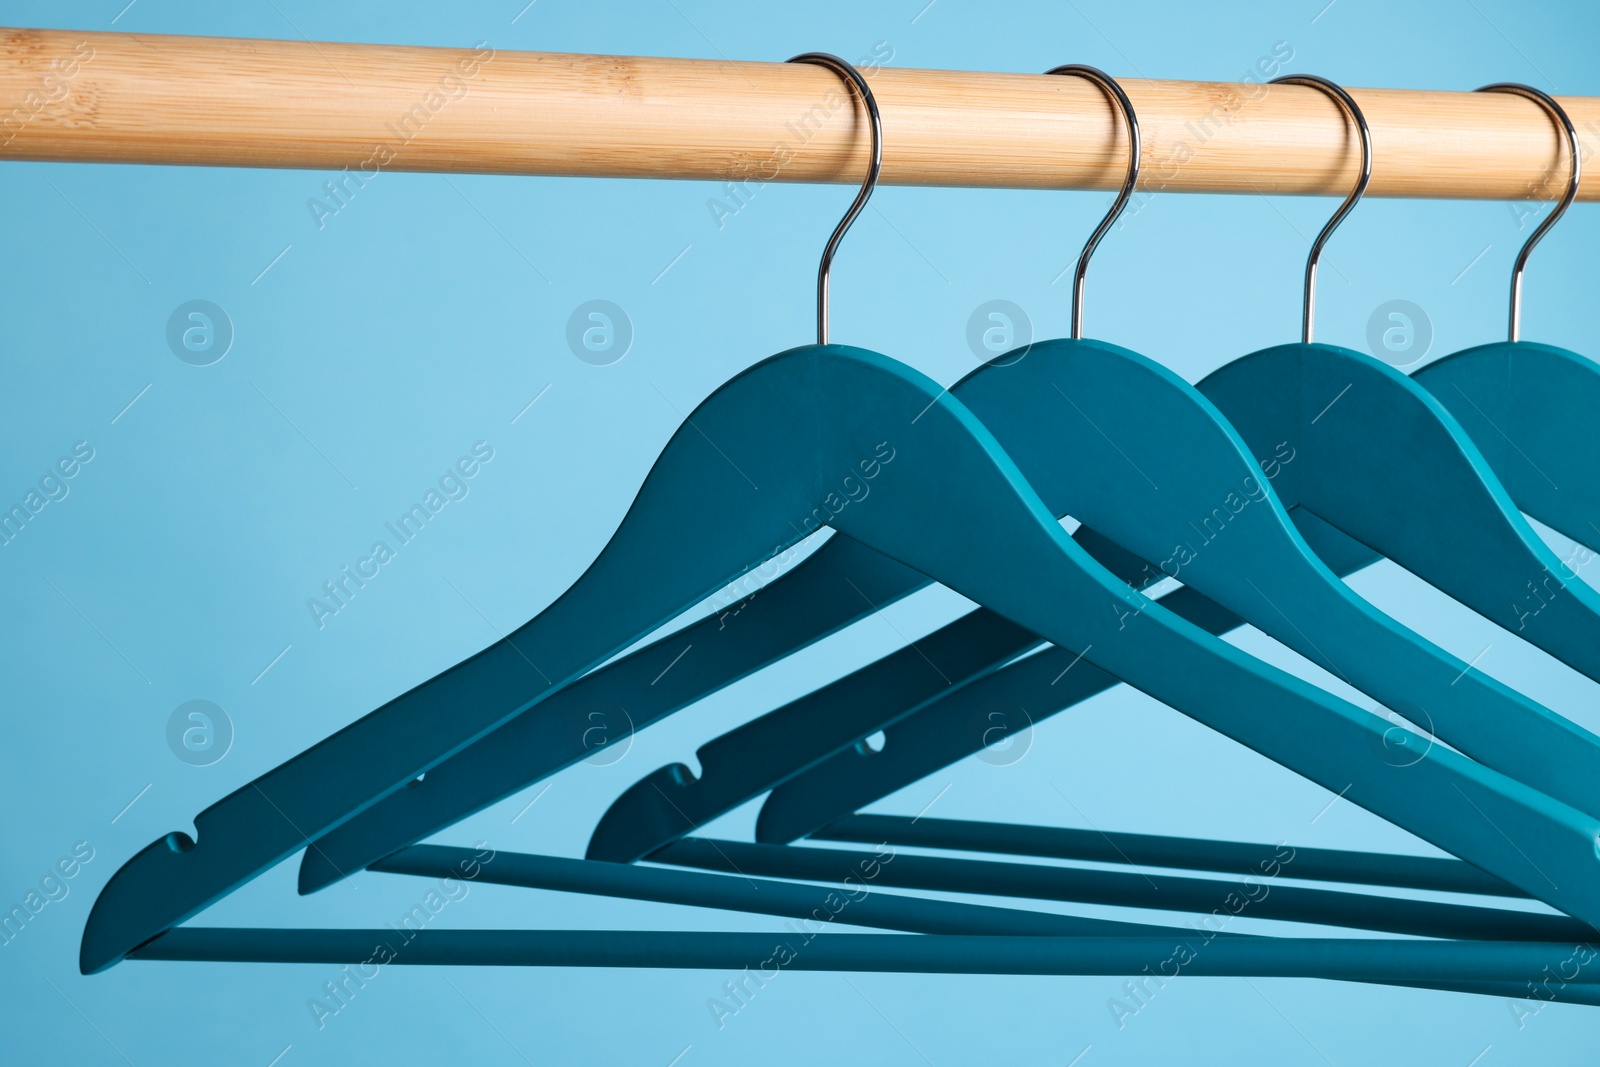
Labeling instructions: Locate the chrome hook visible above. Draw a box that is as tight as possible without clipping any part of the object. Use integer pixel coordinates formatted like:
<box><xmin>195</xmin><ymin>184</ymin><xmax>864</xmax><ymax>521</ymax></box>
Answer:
<box><xmin>1474</xmin><ymin>83</ymin><xmax>1581</xmax><ymax>342</ymax></box>
<box><xmin>787</xmin><ymin>53</ymin><xmax>884</xmax><ymax>346</ymax></box>
<box><xmin>1270</xmin><ymin>74</ymin><xmax>1372</xmax><ymax>345</ymax></box>
<box><xmin>1045</xmin><ymin>64</ymin><xmax>1142</xmax><ymax>340</ymax></box>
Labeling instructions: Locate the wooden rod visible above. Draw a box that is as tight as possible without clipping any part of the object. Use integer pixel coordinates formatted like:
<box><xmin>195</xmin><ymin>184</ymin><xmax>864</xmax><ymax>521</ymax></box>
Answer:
<box><xmin>2</xmin><ymin>26</ymin><xmax>1598</xmax><ymax>201</ymax></box>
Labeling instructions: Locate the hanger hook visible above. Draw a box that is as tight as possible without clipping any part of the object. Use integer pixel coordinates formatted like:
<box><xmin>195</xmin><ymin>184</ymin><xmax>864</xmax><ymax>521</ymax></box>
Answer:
<box><xmin>1474</xmin><ymin>83</ymin><xmax>1581</xmax><ymax>343</ymax></box>
<box><xmin>1269</xmin><ymin>74</ymin><xmax>1372</xmax><ymax>345</ymax></box>
<box><xmin>1045</xmin><ymin>65</ymin><xmax>1141</xmax><ymax>340</ymax></box>
<box><xmin>787</xmin><ymin>53</ymin><xmax>884</xmax><ymax>346</ymax></box>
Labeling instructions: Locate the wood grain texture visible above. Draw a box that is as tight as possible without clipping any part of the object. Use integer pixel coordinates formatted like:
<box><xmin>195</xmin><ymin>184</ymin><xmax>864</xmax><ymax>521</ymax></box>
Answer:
<box><xmin>1</xmin><ymin>27</ymin><xmax>1596</xmax><ymax>201</ymax></box>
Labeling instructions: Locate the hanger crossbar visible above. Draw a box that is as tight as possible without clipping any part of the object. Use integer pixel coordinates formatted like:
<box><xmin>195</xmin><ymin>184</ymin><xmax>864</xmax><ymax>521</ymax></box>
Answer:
<box><xmin>813</xmin><ymin>814</ymin><xmax>1524</xmax><ymax>897</ymax></box>
<box><xmin>127</xmin><ymin>928</ymin><xmax>1600</xmax><ymax>994</ymax></box>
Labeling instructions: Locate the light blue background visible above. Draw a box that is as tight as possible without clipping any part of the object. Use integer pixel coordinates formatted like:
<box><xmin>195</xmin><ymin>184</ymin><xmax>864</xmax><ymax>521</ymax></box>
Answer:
<box><xmin>4</xmin><ymin>0</ymin><xmax>1600</xmax><ymax>1062</ymax></box>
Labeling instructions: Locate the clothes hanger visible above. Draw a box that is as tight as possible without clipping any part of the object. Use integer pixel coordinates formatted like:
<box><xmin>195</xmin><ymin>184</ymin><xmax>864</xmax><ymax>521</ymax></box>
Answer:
<box><xmin>1412</xmin><ymin>84</ymin><xmax>1600</xmax><ymax>556</ymax></box>
<box><xmin>590</xmin><ymin>65</ymin><xmax>1600</xmax><ymax>868</ymax></box>
<box><xmin>86</xmin><ymin>49</ymin><xmax>932</xmax><ymax>969</ymax></box>
<box><xmin>86</xmin><ymin>54</ymin><xmax>1600</xmax><ymax>980</ymax></box>
<box><xmin>1193</xmin><ymin>75</ymin><xmax>1600</xmax><ymax>682</ymax></box>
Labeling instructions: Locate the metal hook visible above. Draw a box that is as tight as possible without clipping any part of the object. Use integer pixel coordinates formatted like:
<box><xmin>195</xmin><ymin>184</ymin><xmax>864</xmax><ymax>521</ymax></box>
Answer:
<box><xmin>1045</xmin><ymin>65</ymin><xmax>1141</xmax><ymax>340</ymax></box>
<box><xmin>1269</xmin><ymin>75</ymin><xmax>1372</xmax><ymax>345</ymax></box>
<box><xmin>1474</xmin><ymin>83</ymin><xmax>1581</xmax><ymax>343</ymax></box>
<box><xmin>787</xmin><ymin>53</ymin><xmax>883</xmax><ymax>346</ymax></box>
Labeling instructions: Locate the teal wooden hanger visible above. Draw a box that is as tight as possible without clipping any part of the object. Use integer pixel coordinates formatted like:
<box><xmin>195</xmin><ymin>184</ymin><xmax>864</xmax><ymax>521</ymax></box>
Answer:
<box><xmin>1413</xmin><ymin>84</ymin><xmax>1600</xmax><ymax>560</ymax></box>
<box><xmin>1197</xmin><ymin>76</ymin><xmax>1600</xmax><ymax>682</ymax></box>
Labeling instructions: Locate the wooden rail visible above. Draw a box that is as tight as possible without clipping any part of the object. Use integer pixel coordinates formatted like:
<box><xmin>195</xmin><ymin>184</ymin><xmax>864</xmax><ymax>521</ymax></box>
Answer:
<box><xmin>2</xmin><ymin>27</ymin><xmax>1596</xmax><ymax>200</ymax></box>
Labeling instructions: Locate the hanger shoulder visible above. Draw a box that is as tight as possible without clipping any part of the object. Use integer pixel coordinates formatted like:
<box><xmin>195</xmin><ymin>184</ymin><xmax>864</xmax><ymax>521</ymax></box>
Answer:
<box><xmin>1414</xmin><ymin>340</ymin><xmax>1600</xmax><ymax>553</ymax></box>
<box><xmin>298</xmin><ymin>532</ymin><xmax>930</xmax><ymax>894</ymax></box>
<box><xmin>1199</xmin><ymin>342</ymin><xmax>1600</xmax><ymax>681</ymax></box>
